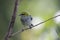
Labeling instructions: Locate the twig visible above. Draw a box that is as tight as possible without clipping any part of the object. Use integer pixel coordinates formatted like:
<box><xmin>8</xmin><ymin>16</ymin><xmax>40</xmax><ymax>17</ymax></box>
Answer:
<box><xmin>11</xmin><ymin>15</ymin><xmax>60</xmax><ymax>36</ymax></box>
<box><xmin>5</xmin><ymin>0</ymin><xmax>18</xmax><ymax>40</ymax></box>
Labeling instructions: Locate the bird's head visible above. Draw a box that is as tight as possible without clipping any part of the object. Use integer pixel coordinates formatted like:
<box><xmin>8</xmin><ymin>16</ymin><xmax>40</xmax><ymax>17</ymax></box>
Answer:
<box><xmin>19</xmin><ymin>12</ymin><xmax>29</xmax><ymax>16</ymax></box>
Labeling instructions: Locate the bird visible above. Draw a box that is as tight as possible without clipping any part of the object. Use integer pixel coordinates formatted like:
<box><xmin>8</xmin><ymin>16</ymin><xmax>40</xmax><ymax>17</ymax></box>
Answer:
<box><xmin>19</xmin><ymin>12</ymin><xmax>34</xmax><ymax>29</ymax></box>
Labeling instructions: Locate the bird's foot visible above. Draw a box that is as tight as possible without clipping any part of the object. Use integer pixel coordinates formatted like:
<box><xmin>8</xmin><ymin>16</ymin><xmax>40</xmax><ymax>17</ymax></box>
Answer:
<box><xmin>31</xmin><ymin>24</ymin><xmax>34</xmax><ymax>27</ymax></box>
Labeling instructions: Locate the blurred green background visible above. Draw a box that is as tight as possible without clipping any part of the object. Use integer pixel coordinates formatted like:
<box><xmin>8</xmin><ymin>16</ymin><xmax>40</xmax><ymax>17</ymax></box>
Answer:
<box><xmin>0</xmin><ymin>0</ymin><xmax>60</xmax><ymax>40</ymax></box>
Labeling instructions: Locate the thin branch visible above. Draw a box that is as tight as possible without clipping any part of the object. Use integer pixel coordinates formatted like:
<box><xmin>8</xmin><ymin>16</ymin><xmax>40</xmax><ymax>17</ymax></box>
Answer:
<box><xmin>11</xmin><ymin>15</ymin><xmax>60</xmax><ymax>36</ymax></box>
<box><xmin>5</xmin><ymin>0</ymin><xmax>18</xmax><ymax>40</ymax></box>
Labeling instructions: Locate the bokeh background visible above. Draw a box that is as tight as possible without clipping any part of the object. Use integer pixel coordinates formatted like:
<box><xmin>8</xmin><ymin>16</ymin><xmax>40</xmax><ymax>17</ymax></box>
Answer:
<box><xmin>0</xmin><ymin>0</ymin><xmax>60</xmax><ymax>40</ymax></box>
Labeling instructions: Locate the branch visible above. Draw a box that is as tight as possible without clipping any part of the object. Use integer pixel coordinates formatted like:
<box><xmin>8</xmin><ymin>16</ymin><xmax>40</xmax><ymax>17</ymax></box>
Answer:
<box><xmin>11</xmin><ymin>15</ymin><xmax>60</xmax><ymax>36</ymax></box>
<box><xmin>5</xmin><ymin>0</ymin><xmax>18</xmax><ymax>40</ymax></box>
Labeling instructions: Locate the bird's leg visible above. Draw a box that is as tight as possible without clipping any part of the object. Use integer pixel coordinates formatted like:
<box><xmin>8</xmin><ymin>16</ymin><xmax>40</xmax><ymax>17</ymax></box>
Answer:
<box><xmin>31</xmin><ymin>24</ymin><xmax>34</xmax><ymax>27</ymax></box>
<box><xmin>29</xmin><ymin>24</ymin><xmax>34</xmax><ymax>29</ymax></box>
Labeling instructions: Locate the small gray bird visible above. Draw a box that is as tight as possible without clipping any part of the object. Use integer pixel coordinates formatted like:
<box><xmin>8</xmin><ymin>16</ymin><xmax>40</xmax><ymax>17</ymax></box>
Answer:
<box><xmin>19</xmin><ymin>12</ymin><xmax>34</xmax><ymax>29</ymax></box>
